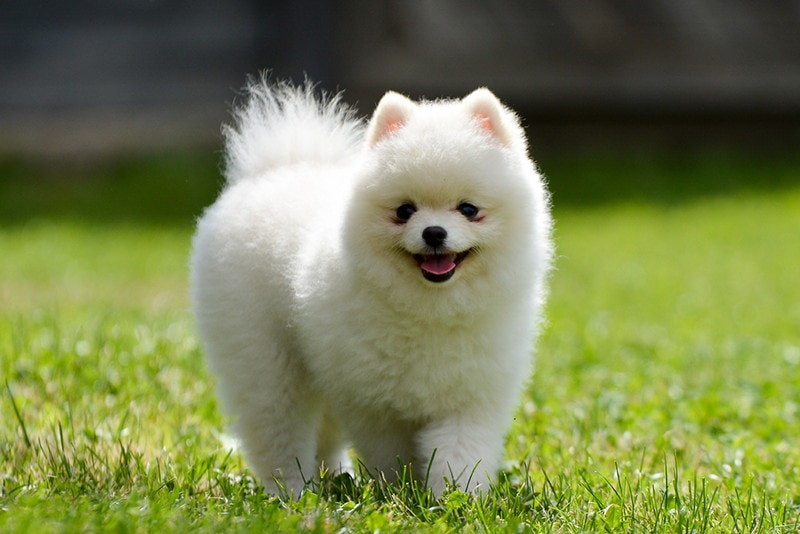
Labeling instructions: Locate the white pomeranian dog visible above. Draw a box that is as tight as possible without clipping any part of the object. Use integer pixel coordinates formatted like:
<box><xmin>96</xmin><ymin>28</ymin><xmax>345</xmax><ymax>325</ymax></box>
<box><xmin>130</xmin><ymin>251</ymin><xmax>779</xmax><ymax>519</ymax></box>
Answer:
<box><xmin>190</xmin><ymin>77</ymin><xmax>553</xmax><ymax>497</ymax></box>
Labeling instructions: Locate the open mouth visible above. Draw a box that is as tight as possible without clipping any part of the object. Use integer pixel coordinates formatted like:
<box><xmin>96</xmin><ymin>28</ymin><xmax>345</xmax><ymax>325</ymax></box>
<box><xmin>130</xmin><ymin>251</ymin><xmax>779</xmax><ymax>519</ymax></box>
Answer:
<box><xmin>413</xmin><ymin>250</ymin><xmax>471</xmax><ymax>283</ymax></box>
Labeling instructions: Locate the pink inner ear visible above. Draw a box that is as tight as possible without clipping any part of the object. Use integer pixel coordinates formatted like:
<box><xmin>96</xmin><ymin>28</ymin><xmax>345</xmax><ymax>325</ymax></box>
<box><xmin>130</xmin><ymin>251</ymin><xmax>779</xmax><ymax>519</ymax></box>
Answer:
<box><xmin>475</xmin><ymin>113</ymin><xmax>495</xmax><ymax>134</ymax></box>
<box><xmin>386</xmin><ymin>118</ymin><xmax>403</xmax><ymax>133</ymax></box>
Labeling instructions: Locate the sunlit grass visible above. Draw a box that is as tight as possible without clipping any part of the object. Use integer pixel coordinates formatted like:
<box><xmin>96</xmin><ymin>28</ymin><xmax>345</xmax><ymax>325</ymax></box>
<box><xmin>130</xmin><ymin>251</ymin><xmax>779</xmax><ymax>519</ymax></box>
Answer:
<box><xmin>1</xmin><ymin>153</ymin><xmax>799</xmax><ymax>531</ymax></box>
<box><xmin>516</xmin><ymin>186</ymin><xmax>800</xmax><ymax>531</ymax></box>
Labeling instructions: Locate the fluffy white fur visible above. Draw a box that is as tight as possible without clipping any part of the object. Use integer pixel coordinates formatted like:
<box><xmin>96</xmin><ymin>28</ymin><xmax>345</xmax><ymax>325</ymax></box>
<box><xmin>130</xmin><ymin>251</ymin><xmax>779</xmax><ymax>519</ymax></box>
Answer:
<box><xmin>190</xmin><ymin>78</ymin><xmax>553</xmax><ymax>497</ymax></box>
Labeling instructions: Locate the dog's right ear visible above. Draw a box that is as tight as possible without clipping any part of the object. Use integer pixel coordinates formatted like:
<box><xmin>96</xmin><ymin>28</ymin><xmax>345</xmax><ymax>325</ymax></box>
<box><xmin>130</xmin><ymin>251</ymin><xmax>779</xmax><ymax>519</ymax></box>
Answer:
<box><xmin>462</xmin><ymin>88</ymin><xmax>517</xmax><ymax>147</ymax></box>
<box><xmin>367</xmin><ymin>91</ymin><xmax>416</xmax><ymax>146</ymax></box>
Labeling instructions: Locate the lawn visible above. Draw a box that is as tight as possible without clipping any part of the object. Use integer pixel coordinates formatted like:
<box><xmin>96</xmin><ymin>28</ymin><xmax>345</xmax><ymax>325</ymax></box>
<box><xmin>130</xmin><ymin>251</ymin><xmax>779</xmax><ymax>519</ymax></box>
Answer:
<box><xmin>1</xmin><ymin>151</ymin><xmax>799</xmax><ymax>532</ymax></box>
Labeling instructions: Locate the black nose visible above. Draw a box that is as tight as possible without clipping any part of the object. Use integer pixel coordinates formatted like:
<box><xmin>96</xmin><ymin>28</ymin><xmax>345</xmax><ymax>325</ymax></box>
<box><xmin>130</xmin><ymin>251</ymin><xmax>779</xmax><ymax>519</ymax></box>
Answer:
<box><xmin>422</xmin><ymin>226</ymin><xmax>447</xmax><ymax>248</ymax></box>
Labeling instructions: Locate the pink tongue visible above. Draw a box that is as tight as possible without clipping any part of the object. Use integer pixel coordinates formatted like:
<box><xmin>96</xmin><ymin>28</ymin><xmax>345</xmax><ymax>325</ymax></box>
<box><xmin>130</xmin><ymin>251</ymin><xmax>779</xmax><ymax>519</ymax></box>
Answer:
<box><xmin>421</xmin><ymin>254</ymin><xmax>456</xmax><ymax>275</ymax></box>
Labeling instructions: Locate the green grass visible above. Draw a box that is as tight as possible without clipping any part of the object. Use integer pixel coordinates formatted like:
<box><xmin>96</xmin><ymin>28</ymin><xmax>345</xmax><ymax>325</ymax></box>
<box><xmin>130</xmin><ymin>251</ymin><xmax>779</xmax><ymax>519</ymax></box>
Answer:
<box><xmin>2</xmin><ymin>151</ymin><xmax>800</xmax><ymax>532</ymax></box>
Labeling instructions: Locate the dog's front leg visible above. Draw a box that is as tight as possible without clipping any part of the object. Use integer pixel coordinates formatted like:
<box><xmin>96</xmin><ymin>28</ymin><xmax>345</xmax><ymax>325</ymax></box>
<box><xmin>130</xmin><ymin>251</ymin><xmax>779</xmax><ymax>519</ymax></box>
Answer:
<box><xmin>415</xmin><ymin>414</ymin><xmax>508</xmax><ymax>496</ymax></box>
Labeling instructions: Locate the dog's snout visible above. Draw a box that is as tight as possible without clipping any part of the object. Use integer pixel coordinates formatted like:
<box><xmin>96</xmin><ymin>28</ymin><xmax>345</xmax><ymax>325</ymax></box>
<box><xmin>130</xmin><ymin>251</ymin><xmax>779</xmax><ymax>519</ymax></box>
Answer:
<box><xmin>422</xmin><ymin>226</ymin><xmax>447</xmax><ymax>248</ymax></box>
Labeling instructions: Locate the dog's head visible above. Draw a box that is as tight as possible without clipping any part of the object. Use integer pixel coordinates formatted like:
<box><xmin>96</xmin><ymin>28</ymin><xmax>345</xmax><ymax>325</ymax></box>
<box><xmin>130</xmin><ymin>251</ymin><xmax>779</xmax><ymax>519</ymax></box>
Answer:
<box><xmin>345</xmin><ymin>88</ymin><xmax>546</xmax><ymax>306</ymax></box>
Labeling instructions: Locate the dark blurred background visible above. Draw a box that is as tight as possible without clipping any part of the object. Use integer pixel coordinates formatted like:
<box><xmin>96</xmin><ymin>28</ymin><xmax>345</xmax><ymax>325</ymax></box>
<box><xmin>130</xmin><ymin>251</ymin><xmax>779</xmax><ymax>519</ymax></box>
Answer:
<box><xmin>1</xmin><ymin>0</ymin><xmax>799</xmax><ymax>158</ymax></box>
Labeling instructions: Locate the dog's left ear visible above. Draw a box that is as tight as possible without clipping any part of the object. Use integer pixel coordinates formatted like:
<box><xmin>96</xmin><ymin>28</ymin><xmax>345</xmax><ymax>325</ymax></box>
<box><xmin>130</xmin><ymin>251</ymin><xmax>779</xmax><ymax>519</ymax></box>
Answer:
<box><xmin>462</xmin><ymin>88</ymin><xmax>516</xmax><ymax>147</ymax></box>
<box><xmin>367</xmin><ymin>91</ymin><xmax>417</xmax><ymax>147</ymax></box>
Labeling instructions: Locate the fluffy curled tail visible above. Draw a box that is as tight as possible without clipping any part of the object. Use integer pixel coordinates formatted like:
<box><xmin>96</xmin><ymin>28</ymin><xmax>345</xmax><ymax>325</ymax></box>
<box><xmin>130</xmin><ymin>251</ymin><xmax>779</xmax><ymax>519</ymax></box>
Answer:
<box><xmin>223</xmin><ymin>76</ymin><xmax>364</xmax><ymax>184</ymax></box>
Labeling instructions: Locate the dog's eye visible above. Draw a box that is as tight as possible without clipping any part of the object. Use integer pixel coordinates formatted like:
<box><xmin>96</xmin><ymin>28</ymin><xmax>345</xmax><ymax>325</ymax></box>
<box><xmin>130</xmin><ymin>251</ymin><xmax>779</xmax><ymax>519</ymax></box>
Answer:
<box><xmin>457</xmin><ymin>202</ymin><xmax>479</xmax><ymax>220</ymax></box>
<box><xmin>395</xmin><ymin>203</ymin><xmax>417</xmax><ymax>222</ymax></box>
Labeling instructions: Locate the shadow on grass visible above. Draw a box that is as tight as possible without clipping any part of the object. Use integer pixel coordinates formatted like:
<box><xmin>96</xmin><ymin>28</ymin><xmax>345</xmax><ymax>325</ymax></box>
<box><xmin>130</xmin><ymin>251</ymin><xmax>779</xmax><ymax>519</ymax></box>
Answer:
<box><xmin>0</xmin><ymin>151</ymin><xmax>224</xmax><ymax>227</ymax></box>
<box><xmin>1</xmin><ymin>149</ymin><xmax>799</xmax><ymax>227</ymax></box>
<box><xmin>540</xmin><ymin>150</ymin><xmax>800</xmax><ymax>208</ymax></box>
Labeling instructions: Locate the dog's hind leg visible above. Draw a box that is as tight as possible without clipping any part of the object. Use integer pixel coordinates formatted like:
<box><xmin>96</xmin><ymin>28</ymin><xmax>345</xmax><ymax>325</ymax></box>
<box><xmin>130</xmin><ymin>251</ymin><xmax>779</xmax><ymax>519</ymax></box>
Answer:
<box><xmin>316</xmin><ymin>410</ymin><xmax>352</xmax><ymax>476</ymax></box>
<box><xmin>211</xmin><ymin>336</ymin><xmax>321</xmax><ymax>497</ymax></box>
